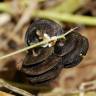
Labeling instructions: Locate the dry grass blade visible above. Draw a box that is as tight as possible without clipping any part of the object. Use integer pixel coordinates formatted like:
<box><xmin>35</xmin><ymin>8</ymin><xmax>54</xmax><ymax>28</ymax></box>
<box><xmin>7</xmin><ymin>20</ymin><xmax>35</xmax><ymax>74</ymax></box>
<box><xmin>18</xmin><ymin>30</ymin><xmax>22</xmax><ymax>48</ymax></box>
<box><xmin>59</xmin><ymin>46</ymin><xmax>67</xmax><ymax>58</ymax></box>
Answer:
<box><xmin>0</xmin><ymin>27</ymin><xmax>78</xmax><ymax>60</ymax></box>
<box><xmin>0</xmin><ymin>79</ymin><xmax>33</xmax><ymax>96</ymax></box>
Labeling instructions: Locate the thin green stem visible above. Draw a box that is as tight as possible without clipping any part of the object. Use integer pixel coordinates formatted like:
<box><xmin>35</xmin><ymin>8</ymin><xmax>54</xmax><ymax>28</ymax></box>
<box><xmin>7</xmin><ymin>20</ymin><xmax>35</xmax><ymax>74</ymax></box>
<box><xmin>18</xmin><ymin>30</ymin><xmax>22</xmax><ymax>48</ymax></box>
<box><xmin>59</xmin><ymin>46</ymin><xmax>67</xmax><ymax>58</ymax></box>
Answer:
<box><xmin>0</xmin><ymin>40</ymin><xmax>49</xmax><ymax>60</ymax></box>
<box><xmin>32</xmin><ymin>10</ymin><xmax>96</xmax><ymax>26</ymax></box>
<box><xmin>0</xmin><ymin>28</ymin><xmax>77</xmax><ymax>60</ymax></box>
<box><xmin>0</xmin><ymin>2</ymin><xmax>96</xmax><ymax>26</ymax></box>
<box><xmin>0</xmin><ymin>3</ymin><xmax>11</xmax><ymax>13</ymax></box>
<box><xmin>48</xmin><ymin>0</ymin><xmax>86</xmax><ymax>13</ymax></box>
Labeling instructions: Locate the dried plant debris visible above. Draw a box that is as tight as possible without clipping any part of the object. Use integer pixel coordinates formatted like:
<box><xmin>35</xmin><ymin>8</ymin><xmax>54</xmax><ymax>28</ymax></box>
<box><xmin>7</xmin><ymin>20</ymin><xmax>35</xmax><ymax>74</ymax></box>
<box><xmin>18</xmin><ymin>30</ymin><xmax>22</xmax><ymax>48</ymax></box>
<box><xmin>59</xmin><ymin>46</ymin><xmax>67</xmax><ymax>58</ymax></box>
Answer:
<box><xmin>20</xmin><ymin>19</ymin><xmax>89</xmax><ymax>94</ymax></box>
<box><xmin>0</xmin><ymin>79</ymin><xmax>33</xmax><ymax>96</ymax></box>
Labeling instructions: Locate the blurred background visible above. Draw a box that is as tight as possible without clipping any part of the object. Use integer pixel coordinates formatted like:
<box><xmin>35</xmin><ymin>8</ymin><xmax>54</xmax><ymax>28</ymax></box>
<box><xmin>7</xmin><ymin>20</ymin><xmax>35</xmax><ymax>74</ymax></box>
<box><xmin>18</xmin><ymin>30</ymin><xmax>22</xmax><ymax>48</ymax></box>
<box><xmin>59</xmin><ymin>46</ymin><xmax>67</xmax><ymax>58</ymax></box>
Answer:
<box><xmin>0</xmin><ymin>0</ymin><xmax>96</xmax><ymax>96</ymax></box>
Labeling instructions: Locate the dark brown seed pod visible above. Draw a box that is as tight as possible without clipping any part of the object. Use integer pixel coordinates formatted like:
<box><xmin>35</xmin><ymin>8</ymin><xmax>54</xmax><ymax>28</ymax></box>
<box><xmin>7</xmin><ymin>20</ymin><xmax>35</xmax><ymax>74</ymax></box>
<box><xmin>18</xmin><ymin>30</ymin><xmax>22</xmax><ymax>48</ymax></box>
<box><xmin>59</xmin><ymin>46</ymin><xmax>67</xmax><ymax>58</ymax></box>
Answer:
<box><xmin>80</xmin><ymin>36</ymin><xmax>89</xmax><ymax>55</ymax></box>
<box><xmin>22</xmin><ymin>54</ymin><xmax>62</xmax><ymax>76</ymax></box>
<box><xmin>25</xmin><ymin>19</ymin><xmax>63</xmax><ymax>62</ymax></box>
<box><xmin>22</xmin><ymin>47</ymin><xmax>54</xmax><ymax>66</ymax></box>
<box><xmin>21</xmin><ymin>19</ymin><xmax>63</xmax><ymax>87</ymax></box>
<box><xmin>62</xmin><ymin>32</ymin><xmax>89</xmax><ymax>68</ymax></box>
<box><xmin>27</xmin><ymin>63</ymin><xmax>62</xmax><ymax>84</ymax></box>
<box><xmin>21</xmin><ymin>19</ymin><xmax>89</xmax><ymax>93</ymax></box>
<box><xmin>64</xmin><ymin>56</ymin><xmax>83</xmax><ymax>68</ymax></box>
<box><xmin>25</xmin><ymin>19</ymin><xmax>63</xmax><ymax>45</ymax></box>
<box><xmin>54</xmin><ymin>32</ymin><xmax>77</xmax><ymax>56</ymax></box>
<box><xmin>23</xmin><ymin>55</ymin><xmax>62</xmax><ymax>84</ymax></box>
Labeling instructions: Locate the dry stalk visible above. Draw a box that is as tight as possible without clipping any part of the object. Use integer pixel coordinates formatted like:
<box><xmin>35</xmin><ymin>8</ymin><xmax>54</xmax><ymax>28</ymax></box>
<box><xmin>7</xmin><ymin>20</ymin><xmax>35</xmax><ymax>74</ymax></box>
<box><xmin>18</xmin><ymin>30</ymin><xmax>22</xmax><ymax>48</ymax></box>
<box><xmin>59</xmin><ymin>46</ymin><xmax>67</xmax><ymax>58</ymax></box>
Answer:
<box><xmin>0</xmin><ymin>27</ymin><xmax>78</xmax><ymax>60</ymax></box>
<box><xmin>0</xmin><ymin>79</ymin><xmax>33</xmax><ymax>96</ymax></box>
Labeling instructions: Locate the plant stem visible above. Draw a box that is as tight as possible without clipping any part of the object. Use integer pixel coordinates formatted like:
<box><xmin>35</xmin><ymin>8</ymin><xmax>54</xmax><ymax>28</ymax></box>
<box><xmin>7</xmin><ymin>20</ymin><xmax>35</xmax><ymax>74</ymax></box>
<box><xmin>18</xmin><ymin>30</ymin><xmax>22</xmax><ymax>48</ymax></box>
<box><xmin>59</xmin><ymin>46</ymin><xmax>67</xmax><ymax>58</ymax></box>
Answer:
<box><xmin>0</xmin><ymin>28</ymin><xmax>77</xmax><ymax>60</ymax></box>
<box><xmin>0</xmin><ymin>2</ymin><xmax>96</xmax><ymax>26</ymax></box>
<box><xmin>48</xmin><ymin>0</ymin><xmax>86</xmax><ymax>13</ymax></box>
<box><xmin>0</xmin><ymin>3</ymin><xmax>11</xmax><ymax>13</ymax></box>
<box><xmin>32</xmin><ymin>10</ymin><xmax>96</xmax><ymax>26</ymax></box>
<box><xmin>0</xmin><ymin>79</ymin><xmax>33</xmax><ymax>96</ymax></box>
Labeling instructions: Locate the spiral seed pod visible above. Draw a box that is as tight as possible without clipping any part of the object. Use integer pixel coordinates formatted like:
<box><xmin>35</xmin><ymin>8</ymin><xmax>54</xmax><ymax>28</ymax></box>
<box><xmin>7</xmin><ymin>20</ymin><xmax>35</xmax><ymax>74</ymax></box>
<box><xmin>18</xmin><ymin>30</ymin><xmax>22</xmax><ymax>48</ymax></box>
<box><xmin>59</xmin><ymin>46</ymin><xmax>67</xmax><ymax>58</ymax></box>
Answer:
<box><xmin>23</xmin><ymin>54</ymin><xmax>62</xmax><ymax>84</ymax></box>
<box><xmin>25</xmin><ymin>19</ymin><xmax>63</xmax><ymax>64</ymax></box>
<box><xmin>54</xmin><ymin>32</ymin><xmax>89</xmax><ymax>68</ymax></box>
<box><xmin>21</xmin><ymin>19</ymin><xmax>64</xmax><ymax>87</ymax></box>
<box><xmin>21</xmin><ymin>19</ymin><xmax>89</xmax><ymax>93</ymax></box>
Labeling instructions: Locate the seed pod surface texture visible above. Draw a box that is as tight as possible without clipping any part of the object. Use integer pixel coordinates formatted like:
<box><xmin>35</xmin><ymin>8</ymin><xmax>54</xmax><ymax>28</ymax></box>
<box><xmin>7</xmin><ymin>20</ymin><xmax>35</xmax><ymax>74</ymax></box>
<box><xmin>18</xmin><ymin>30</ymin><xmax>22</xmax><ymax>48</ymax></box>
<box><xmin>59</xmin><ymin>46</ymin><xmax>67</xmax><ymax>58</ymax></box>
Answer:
<box><xmin>21</xmin><ymin>19</ymin><xmax>89</xmax><ymax>89</ymax></box>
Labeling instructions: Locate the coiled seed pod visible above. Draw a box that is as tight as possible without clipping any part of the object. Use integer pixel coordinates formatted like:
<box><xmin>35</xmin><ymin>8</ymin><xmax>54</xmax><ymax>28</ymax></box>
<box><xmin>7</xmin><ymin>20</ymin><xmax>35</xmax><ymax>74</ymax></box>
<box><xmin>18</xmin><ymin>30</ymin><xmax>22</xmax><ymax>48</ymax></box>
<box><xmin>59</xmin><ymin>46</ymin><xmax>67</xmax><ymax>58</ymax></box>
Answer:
<box><xmin>24</xmin><ymin>19</ymin><xmax>63</xmax><ymax>64</ymax></box>
<box><xmin>54</xmin><ymin>31</ymin><xmax>89</xmax><ymax>68</ymax></box>
<box><xmin>21</xmin><ymin>19</ymin><xmax>64</xmax><ymax>86</ymax></box>
<box><xmin>21</xmin><ymin>19</ymin><xmax>89</xmax><ymax>93</ymax></box>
